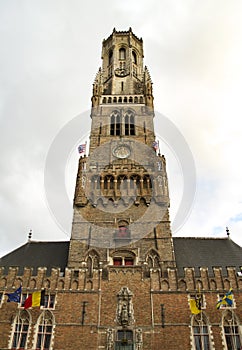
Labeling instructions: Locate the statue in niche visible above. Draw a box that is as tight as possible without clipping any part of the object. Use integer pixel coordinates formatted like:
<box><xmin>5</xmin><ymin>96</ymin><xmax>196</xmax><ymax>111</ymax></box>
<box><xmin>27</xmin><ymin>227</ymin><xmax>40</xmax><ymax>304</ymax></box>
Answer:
<box><xmin>116</xmin><ymin>286</ymin><xmax>134</xmax><ymax>326</ymax></box>
<box><xmin>157</xmin><ymin>161</ymin><xmax>162</xmax><ymax>171</ymax></box>
<box><xmin>107</xmin><ymin>328</ymin><xmax>114</xmax><ymax>350</ymax></box>
<box><xmin>120</xmin><ymin>302</ymin><xmax>129</xmax><ymax>325</ymax></box>
<box><xmin>136</xmin><ymin>328</ymin><xmax>143</xmax><ymax>349</ymax></box>
<box><xmin>81</xmin><ymin>175</ymin><xmax>86</xmax><ymax>189</ymax></box>
<box><xmin>157</xmin><ymin>175</ymin><xmax>163</xmax><ymax>187</ymax></box>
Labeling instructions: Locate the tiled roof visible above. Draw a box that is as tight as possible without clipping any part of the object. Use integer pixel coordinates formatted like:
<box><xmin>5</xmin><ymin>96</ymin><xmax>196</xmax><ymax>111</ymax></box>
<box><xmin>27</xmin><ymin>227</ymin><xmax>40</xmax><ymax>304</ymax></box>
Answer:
<box><xmin>173</xmin><ymin>237</ymin><xmax>242</xmax><ymax>276</ymax></box>
<box><xmin>0</xmin><ymin>237</ymin><xmax>241</xmax><ymax>277</ymax></box>
<box><xmin>0</xmin><ymin>241</ymin><xmax>69</xmax><ymax>276</ymax></box>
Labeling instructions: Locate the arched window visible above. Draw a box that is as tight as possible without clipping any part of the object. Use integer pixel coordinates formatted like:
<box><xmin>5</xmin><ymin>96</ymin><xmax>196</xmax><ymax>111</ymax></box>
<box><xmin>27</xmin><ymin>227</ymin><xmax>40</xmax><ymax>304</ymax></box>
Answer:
<box><xmin>35</xmin><ymin>310</ymin><xmax>54</xmax><ymax>350</ymax></box>
<box><xmin>191</xmin><ymin>313</ymin><xmax>212</xmax><ymax>350</ymax></box>
<box><xmin>124</xmin><ymin>111</ymin><xmax>135</xmax><ymax>135</ymax></box>
<box><xmin>119</xmin><ymin>48</ymin><xmax>126</xmax><ymax>60</ymax></box>
<box><xmin>86</xmin><ymin>251</ymin><xmax>100</xmax><ymax>278</ymax></box>
<box><xmin>112</xmin><ymin>250</ymin><xmax>135</xmax><ymax>266</ymax></box>
<box><xmin>132</xmin><ymin>51</ymin><xmax>137</xmax><ymax>64</ymax></box>
<box><xmin>108</xmin><ymin>50</ymin><xmax>113</xmax><ymax>65</ymax></box>
<box><xmin>146</xmin><ymin>250</ymin><xmax>160</xmax><ymax>268</ymax></box>
<box><xmin>143</xmin><ymin>175</ymin><xmax>152</xmax><ymax>190</ymax></box>
<box><xmin>117</xmin><ymin>175</ymin><xmax>128</xmax><ymax>191</ymax></box>
<box><xmin>91</xmin><ymin>175</ymin><xmax>100</xmax><ymax>190</ymax></box>
<box><xmin>104</xmin><ymin>175</ymin><xmax>114</xmax><ymax>190</ymax></box>
<box><xmin>130</xmin><ymin>175</ymin><xmax>140</xmax><ymax>194</ymax></box>
<box><xmin>110</xmin><ymin>111</ymin><xmax>121</xmax><ymax>136</ymax></box>
<box><xmin>11</xmin><ymin>310</ymin><xmax>30</xmax><ymax>349</ymax></box>
<box><xmin>223</xmin><ymin>310</ymin><xmax>242</xmax><ymax>350</ymax></box>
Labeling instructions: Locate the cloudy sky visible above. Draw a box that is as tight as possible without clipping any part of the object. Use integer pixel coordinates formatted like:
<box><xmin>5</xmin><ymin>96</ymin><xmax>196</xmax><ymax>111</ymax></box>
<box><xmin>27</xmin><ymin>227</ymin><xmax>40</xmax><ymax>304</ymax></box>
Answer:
<box><xmin>1</xmin><ymin>0</ymin><xmax>242</xmax><ymax>257</ymax></box>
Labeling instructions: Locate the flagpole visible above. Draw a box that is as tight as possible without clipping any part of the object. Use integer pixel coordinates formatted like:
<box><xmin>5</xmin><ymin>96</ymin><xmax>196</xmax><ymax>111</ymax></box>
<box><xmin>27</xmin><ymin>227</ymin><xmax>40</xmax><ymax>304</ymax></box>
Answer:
<box><xmin>16</xmin><ymin>312</ymin><xmax>21</xmax><ymax>349</ymax></box>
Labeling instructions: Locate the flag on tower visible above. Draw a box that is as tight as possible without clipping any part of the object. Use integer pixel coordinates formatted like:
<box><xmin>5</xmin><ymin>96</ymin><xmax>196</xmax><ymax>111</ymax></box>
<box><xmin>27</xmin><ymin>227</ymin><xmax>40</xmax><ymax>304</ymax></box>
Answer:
<box><xmin>152</xmin><ymin>141</ymin><xmax>159</xmax><ymax>151</ymax></box>
<box><xmin>6</xmin><ymin>286</ymin><xmax>22</xmax><ymax>303</ymax></box>
<box><xmin>78</xmin><ymin>144</ymin><xmax>86</xmax><ymax>154</ymax></box>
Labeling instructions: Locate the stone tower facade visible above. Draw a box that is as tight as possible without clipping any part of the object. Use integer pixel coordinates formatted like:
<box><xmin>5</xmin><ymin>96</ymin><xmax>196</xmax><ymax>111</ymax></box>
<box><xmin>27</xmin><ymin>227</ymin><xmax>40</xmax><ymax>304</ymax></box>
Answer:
<box><xmin>0</xmin><ymin>28</ymin><xmax>242</xmax><ymax>350</ymax></box>
<box><xmin>68</xmin><ymin>27</ymin><xmax>176</xmax><ymax>277</ymax></box>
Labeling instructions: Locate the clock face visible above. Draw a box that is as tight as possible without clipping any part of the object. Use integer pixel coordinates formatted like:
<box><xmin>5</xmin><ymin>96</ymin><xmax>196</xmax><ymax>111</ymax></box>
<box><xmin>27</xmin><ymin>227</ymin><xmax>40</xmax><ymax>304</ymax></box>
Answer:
<box><xmin>113</xmin><ymin>145</ymin><xmax>131</xmax><ymax>159</ymax></box>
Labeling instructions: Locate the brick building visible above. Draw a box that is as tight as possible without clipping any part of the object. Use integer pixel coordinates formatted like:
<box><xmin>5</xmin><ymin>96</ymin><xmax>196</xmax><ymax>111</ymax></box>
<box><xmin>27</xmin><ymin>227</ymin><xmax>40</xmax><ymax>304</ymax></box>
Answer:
<box><xmin>0</xmin><ymin>28</ymin><xmax>242</xmax><ymax>350</ymax></box>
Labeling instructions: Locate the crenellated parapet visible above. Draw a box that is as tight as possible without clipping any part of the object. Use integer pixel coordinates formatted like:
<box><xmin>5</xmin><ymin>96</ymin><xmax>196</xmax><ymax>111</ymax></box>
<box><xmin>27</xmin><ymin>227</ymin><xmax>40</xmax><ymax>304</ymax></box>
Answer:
<box><xmin>1</xmin><ymin>265</ymin><xmax>242</xmax><ymax>293</ymax></box>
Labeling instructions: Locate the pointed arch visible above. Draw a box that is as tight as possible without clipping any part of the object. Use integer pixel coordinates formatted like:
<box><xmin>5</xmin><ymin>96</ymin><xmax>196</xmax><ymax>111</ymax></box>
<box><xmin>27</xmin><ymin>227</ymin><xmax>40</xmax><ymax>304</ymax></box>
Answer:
<box><xmin>145</xmin><ymin>249</ymin><xmax>160</xmax><ymax>268</ymax></box>
<box><xmin>11</xmin><ymin>309</ymin><xmax>31</xmax><ymax>349</ymax></box>
<box><xmin>119</xmin><ymin>48</ymin><xmax>126</xmax><ymax>60</ymax></box>
<box><xmin>44</xmin><ymin>279</ymin><xmax>50</xmax><ymax>289</ymax></box>
<box><xmin>29</xmin><ymin>278</ymin><xmax>37</xmax><ymax>289</ymax></box>
<box><xmin>191</xmin><ymin>312</ymin><xmax>212</xmax><ymax>350</ymax></box>
<box><xmin>222</xmin><ymin>310</ymin><xmax>242</xmax><ymax>349</ymax></box>
<box><xmin>124</xmin><ymin>110</ymin><xmax>135</xmax><ymax>135</ymax></box>
<box><xmin>132</xmin><ymin>50</ymin><xmax>137</xmax><ymax>64</ymax></box>
<box><xmin>178</xmin><ymin>279</ymin><xmax>187</xmax><ymax>291</ymax></box>
<box><xmin>0</xmin><ymin>277</ymin><xmax>7</xmax><ymax>288</ymax></box>
<box><xmin>35</xmin><ymin>310</ymin><xmax>54</xmax><ymax>350</ymax></box>
<box><xmin>161</xmin><ymin>279</ymin><xmax>169</xmax><ymax>291</ymax></box>
<box><xmin>14</xmin><ymin>278</ymin><xmax>22</xmax><ymax>288</ymax></box>
<box><xmin>86</xmin><ymin>249</ymin><xmax>100</xmax><ymax>278</ymax></box>
<box><xmin>110</xmin><ymin>110</ymin><xmax>121</xmax><ymax>136</ymax></box>
<box><xmin>210</xmin><ymin>279</ymin><xmax>217</xmax><ymax>290</ymax></box>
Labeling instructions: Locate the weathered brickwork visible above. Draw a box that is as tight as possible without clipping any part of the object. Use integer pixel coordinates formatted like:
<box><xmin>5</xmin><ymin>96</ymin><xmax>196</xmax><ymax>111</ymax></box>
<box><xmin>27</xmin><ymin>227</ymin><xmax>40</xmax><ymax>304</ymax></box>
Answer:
<box><xmin>0</xmin><ymin>266</ymin><xmax>242</xmax><ymax>349</ymax></box>
<box><xmin>1</xmin><ymin>28</ymin><xmax>242</xmax><ymax>350</ymax></box>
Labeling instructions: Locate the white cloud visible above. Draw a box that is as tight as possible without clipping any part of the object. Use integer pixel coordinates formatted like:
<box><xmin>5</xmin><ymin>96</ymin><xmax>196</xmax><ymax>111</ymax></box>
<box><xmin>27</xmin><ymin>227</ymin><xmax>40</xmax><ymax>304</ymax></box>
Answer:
<box><xmin>1</xmin><ymin>0</ymin><xmax>242</xmax><ymax>256</ymax></box>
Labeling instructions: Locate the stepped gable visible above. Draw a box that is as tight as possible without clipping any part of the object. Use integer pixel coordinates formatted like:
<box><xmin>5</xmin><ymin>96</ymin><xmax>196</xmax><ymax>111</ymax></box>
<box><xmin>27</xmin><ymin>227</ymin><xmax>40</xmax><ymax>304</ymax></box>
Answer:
<box><xmin>173</xmin><ymin>237</ymin><xmax>242</xmax><ymax>276</ymax></box>
<box><xmin>0</xmin><ymin>241</ymin><xmax>69</xmax><ymax>275</ymax></box>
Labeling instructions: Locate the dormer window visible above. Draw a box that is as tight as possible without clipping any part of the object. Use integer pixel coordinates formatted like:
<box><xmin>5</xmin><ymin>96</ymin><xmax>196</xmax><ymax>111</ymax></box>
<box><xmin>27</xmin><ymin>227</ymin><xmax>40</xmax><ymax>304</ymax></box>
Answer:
<box><xmin>119</xmin><ymin>48</ymin><xmax>126</xmax><ymax>60</ymax></box>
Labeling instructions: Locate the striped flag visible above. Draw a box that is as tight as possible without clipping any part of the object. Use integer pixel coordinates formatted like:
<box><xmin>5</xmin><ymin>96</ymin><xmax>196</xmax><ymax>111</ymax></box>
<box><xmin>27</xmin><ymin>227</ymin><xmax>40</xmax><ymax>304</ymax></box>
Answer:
<box><xmin>78</xmin><ymin>144</ymin><xmax>86</xmax><ymax>154</ymax></box>
<box><xmin>152</xmin><ymin>141</ymin><xmax>159</xmax><ymax>151</ymax></box>
<box><xmin>24</xmin><ymin>290</ymin><xmax>45</xmax><ymax>309</ymax></box>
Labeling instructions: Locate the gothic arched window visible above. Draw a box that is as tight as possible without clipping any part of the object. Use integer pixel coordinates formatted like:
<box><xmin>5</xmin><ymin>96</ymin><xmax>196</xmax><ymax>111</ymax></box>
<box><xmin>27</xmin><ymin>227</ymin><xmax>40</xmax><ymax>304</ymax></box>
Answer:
<box><xmin>11</xmin><ymin>310</ymin><xmax>30</xmax><ymax>349</ymax></box>
<box><xmin>146</xmin><ymin>250</ymin><xmax>160</xmax><ymax>268</ymax></box>
<box><xmin>104</xmin><ymin>175</ymin><xmax>114</xmax><ymax>190</ymax></box>
<box><xmin>119</xmin><ymin>48</ymin><xmax>126</xmax><ymax>60</ymax></box>
<box><xmin>117</xmin><ymin>175</ymin><xmax>128</xmax><ymax>191</ymax></box>
<box><xmin>108</xmin><ymin>50</ymin><xmax>113</xmax><ymax>65</ymax></box>
<box><xmin>130</xmin><ymin>175</ymin><xmax>140</xmax><ymax>194</ymax></box>
<box><xmin>124</xmin><ymin>111</ymin><xmax>135</xmax><ymax>136</ymax></box>
<box><xmin>223</xmin><ymin>310</ymin><xmax>242</xmax><ymax>350</ymax></box>
<box><xmin>143</xmin><ymin>175</ymin><xmax>152</xmax><ymax>190</ymax></box>
<box><xmin>35</xmin><ymin>310</ymin><xmax>54</xmax><ymax>350</ymax></box>
<box><xmin>110</xmin><ymin>111</ymin><xmax>121</xmax><ymax>136</ymax></box>
<box><xmin>86</xmin><ymin>251</ymin><xmax>100</xmax><ymax>278</ymax></box>
<box><xmin>132</xmin><ymin>51</ymin><xmax>137</xmax><ymax>64</ymax></box>
<box><xmin>191</xmin><ymin>313</ymin><xmax>212</xmax><ymax>350</ymax></box>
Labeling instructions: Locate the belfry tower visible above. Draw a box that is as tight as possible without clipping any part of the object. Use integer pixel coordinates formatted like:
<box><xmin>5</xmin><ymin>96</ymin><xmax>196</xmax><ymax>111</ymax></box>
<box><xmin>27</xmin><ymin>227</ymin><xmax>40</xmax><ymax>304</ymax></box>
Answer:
<box><xmin>68</xmin><ymin>27</ymin><xmax>176</xmax><ymax>275</ymax></box>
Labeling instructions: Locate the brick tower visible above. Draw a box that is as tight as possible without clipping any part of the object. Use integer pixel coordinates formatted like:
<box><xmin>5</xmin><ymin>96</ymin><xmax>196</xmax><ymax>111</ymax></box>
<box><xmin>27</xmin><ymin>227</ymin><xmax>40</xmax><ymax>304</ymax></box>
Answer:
<box><xmin>68</xmin><ymin>27</ymin><xmax>176</xmax><ymax>275</ymax></box>
<box><xmin>0</xmin><ymin>28</ymin><xmax>242</xmax><ymax>350</ymax></box>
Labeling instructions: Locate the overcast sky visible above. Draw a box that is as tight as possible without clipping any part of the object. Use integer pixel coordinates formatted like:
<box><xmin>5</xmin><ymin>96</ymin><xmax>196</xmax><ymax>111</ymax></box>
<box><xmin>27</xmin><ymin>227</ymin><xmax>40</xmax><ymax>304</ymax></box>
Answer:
<box><xmin>1</xmin><ymin>0</ymin><xmax>242</xmax><ymax>257</ymax></box>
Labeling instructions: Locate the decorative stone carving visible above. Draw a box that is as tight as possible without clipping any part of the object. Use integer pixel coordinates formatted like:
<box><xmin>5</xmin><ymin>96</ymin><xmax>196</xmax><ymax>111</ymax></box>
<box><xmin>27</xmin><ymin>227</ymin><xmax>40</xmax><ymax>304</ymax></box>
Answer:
<box><xmin>116</xmin><ymin>286</ymin><xmax>134</xmax><ymax>326</ymax></box>
<box><xmin>107</xmin><ymin>328</ymin><xmax>114</xmax><ymax>350</ymax></box>
<box><xmin>81</xmin><ymin>175</ymin><xmax>86</xmax><ymax>189</ymax></box>
<box><xmin>157</xmin><ymin>175</ymin><xmax>163</xmax><ymax>187</ymax></box>
<box><xmin>136</xmin><ymin>328</ymin><xmax>143</xmax><ymax>350</ymax></box>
